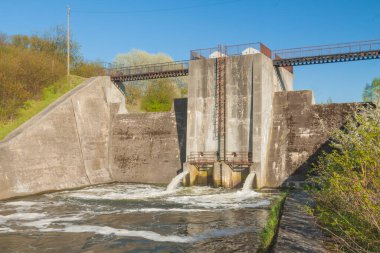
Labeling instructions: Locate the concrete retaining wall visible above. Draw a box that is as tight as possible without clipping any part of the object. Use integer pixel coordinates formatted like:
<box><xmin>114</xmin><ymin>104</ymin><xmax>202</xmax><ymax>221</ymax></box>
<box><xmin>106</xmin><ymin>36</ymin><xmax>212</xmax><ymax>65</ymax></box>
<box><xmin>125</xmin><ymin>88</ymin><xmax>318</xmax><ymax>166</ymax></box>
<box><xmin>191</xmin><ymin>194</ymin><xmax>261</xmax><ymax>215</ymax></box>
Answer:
<box><xmin>0</xmin><ymin>77</ymin><xmax>126</xmax><ymax>200</ymax></box>
<box><xmin>266</xmin><ymin>90</ymin><xmax>361</xmax><ymax>187</ymax></box>
<box><xmin>109</xmin><ymin>99</ymin><xmax>187</xmax><ymax>184</ymax></box>
<box><xmin>0</xmin><ymin>76</ymin><xmax>188</xmax><ymax>200</ymax></box>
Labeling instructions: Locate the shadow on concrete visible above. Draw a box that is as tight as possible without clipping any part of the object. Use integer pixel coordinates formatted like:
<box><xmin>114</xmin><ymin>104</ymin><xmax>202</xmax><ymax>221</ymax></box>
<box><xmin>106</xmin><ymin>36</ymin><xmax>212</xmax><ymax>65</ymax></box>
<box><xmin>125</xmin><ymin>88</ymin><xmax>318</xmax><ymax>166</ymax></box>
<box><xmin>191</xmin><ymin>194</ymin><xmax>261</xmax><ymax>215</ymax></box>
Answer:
<box><xmin>173</xmin><ymin>98</ymin><xmax>188</xmax><ymax>173</ymax></box>
<box><xmin>282</xmin><ymin>139</ymin><xmax>333</xmax><ymax>185</ymax></box>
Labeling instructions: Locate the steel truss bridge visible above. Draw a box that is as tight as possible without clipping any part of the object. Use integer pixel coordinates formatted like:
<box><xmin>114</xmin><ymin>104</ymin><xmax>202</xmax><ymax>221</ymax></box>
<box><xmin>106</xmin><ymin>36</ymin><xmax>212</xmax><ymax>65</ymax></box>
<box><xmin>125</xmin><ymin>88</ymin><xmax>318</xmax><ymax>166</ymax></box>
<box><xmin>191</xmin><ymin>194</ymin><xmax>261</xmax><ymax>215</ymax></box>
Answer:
<box><xmin>108</xmin><ymin>39</ymin><xmax>380</xmax><ymax>83</ymax></box>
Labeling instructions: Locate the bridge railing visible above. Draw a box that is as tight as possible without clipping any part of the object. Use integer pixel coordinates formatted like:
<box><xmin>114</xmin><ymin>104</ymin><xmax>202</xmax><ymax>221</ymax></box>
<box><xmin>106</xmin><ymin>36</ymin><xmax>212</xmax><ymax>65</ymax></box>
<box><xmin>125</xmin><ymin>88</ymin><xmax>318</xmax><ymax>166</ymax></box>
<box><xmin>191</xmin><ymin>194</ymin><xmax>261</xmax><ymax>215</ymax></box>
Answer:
<box><xmin>272</xmin><ymin>39</ymin><xmax>380</xmax><ymax>60</ymax></box>
<box><xmin>108</xmin><ymin>60</ymin><xmax>189</xmax><ymax>77</ymax></box>
<box><xmin>190</xmin><ymin>42</ymin><xmax>272</xmax><ymax>60</ymax></box>
<box><xmin>187</xmin><ymin>151</ymin><xmax>253</xmax><ymax>164</ymax></box>
<box><xmin>225</xmin><ymin>152</ymin><xmax>253</xmax><ymax>164</ymax></box>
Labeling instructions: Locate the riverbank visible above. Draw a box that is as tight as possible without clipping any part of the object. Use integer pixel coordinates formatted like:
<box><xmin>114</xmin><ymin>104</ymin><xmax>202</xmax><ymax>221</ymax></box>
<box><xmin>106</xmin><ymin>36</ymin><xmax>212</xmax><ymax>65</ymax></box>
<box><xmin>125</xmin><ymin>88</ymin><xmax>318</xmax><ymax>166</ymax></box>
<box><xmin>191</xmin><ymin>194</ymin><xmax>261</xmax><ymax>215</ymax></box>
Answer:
<box><xmin>274</xmin><ymin>191</ymin><xmax>326</xmax><ymax>252</ymax></box>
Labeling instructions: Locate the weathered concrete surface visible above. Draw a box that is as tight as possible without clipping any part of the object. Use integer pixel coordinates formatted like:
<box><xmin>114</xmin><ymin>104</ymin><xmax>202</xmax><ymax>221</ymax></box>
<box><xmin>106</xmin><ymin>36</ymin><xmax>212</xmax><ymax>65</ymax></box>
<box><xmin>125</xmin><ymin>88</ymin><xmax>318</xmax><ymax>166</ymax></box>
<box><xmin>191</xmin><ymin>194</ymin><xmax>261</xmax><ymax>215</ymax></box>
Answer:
<box><xmin>187</xmin><ymin>58</ymin><xmax>218</xmax><ymax>154</ymax></box>
<box><xmin>109</xmin><ymin>99</ymin><xmax>187</xmax><ymax>184</ymax></box>
<box><xmin>187</xmin><ymin>53</ymin><xmax>294</xmax><ymax>188</ymax></box>
<box><xmin>274</xmin><ymin>192</ymin><xmax>326</xmax><ymax>253</ymax></box>
<box><xmin>266</xmin><ymin>90</ymin><xmax>361</xmax><ymax>187</ymax></box>
<box><xmin>0</xmin><ymin>77</ymin><xmax>126</xmax><ymax>200</ymax></box>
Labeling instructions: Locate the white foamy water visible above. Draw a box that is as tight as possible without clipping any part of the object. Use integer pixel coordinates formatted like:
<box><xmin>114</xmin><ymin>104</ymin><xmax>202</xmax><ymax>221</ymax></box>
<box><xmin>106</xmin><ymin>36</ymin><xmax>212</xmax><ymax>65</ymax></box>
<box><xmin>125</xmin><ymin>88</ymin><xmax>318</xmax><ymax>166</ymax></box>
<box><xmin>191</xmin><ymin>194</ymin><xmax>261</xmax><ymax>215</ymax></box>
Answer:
<box><xmin>166</xmin><ymin>190</ymin><xmax>268</xmax><ymax>209</ymax></box>
<box><xmin>0</xmin><ymin>227</ymin><xmax>14</xmax><ymax>233</ymax></box>
<box><xmin>242</xmin><ymin>172</ymin><xmax>256</xmax><ymax>192</ymax></box>
<box><xmin>65</xmin><ymin>184</ymin><xmax>169</xmax><ymax>200</ymax></box>
<box><xmin>166</xmin><ymin>170</ymin><xmax>189</xmax><ymax>192</ymax></box>
<box><xmin>0</xmin><ymin>213</ymin><xmax>47</xmax><ymax>224</ymax></box>
<box><xmin>23</xmin><ymin>216</ymin><xmax>83</xmax><ymax>229</ymax></box>
<box><xmin>4</xmin><ymin>201</ymin><xmax>37</xmax><ymax>207</ymax></box>
<box><xmin>41</xmin><ymin>225</ymin><xmax>195</xmax><ymax>243</ymax></box>
<box><xmin>123</xmin><ymin>208</ymin><xmax>206</xmax><ymax>214</ymax></box>
<box><xmin>0</xmin><ymin>183</ymin><xmax>277</xmax><ymax>250</ymax></box>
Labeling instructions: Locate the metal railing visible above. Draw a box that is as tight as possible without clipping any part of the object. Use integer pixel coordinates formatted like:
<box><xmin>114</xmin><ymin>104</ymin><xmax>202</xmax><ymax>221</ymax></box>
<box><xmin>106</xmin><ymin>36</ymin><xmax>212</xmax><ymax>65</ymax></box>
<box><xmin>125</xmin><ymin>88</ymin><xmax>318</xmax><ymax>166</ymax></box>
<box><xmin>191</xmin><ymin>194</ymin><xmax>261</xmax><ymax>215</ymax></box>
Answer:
<box><xmin>107</xmin><ymin>39</ymin><xmax>380</xmax><ymax>80</ymax></box>
<box><xmin>187</xmin><ymin>151</ymin><xmax>218</xmax><ymax>165</ymax></box>
<box><xmin>225</xmin><ymin>152</ymin><xmax>253</xmax><ymax>164</ymax></box>
<box><xmin>226</xmin><ymin>43</ymin><xmax>260</xmax><ymax>56</ymax></box>
<box><xmin>187</xmin><ymin>151</ymin><xmax>253</xmax><ymax>165</ymax></box>
<box><xmin>272</xmin><ymin>39</ymin><xmax>380</xmax><ymax>60</ymax></box>
<box><xmin>108</xmin><ymin>60</ymin><xmax>189</xmax><ymax>77</ymax></box>
<box><xmin>190</xmin><ymin>42</ymin><xmax>272</xmax><ymax>60</ymax></box>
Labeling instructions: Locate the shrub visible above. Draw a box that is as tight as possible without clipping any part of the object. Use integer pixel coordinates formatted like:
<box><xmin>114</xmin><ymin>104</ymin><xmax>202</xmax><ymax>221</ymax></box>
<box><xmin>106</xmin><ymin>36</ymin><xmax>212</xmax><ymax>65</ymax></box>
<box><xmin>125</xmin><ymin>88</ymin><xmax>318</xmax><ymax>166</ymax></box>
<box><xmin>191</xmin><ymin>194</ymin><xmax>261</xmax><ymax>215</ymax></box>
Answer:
<box><xmin>309</xmin><ymin>106</ymin><xmax>380</xmax><ymax>252</ymax></box>
<box><xmin>0</xmin><ymin>41</ymin><xmax>65</xmax><ymax>121</ymax></box>
<box><xmin>113</xmin><ymin>49</ymin><xmax>188</xmax><ymax>112</ymax></box>
<box><xmin>72</xmin><ymin>61</ymin><xmax>106</xmax><ymax>77</ymax></box>
<box><xmin>141</xmin><ymin>79</ymin><xmax>179</xmax><ymax>112</ymax></box>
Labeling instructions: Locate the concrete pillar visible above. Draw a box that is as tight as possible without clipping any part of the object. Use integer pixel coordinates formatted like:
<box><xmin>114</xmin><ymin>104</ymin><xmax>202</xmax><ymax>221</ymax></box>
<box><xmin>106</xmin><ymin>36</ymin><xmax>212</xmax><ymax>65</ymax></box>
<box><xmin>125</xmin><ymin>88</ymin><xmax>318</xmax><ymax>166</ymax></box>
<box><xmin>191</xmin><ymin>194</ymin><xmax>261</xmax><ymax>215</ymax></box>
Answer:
<box><xmin>250</xmin><ymin>163</ymin><xmax>262</xmax><ymax>188</ymax></box>
<box><xmin>232</xmin><ymin>169</ymin><xmax>242</xmax><ymax>188</ymax></box>
<box><xmin>221</xmin><ymin>162</ymin><xmax>242</xmax><ymax>188</ymax></box>
<box><xmin>183</xmin><ymin>163</ymin><xmax>199</xmax><ymax>186</ymax></box>
<box><xmin>213</xmin><ymin>162</ymin><xmax>222</xmax><ymax>187</ymax></box>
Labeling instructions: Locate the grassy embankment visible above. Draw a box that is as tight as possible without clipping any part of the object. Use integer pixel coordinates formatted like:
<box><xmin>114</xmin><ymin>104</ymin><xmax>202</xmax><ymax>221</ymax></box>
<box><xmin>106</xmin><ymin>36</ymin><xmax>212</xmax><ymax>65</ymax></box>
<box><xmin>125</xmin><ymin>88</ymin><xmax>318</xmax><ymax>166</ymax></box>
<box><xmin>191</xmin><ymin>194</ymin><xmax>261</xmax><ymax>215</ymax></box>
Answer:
<box><xmin>0</xmin><ymin>75</ymin><xmax>85</xmax><ymax>141</ymax></box>
<box><xmin>258</xmin><ymin>192</ymin><xmax>287</xmax><ymax>252</ymax></box>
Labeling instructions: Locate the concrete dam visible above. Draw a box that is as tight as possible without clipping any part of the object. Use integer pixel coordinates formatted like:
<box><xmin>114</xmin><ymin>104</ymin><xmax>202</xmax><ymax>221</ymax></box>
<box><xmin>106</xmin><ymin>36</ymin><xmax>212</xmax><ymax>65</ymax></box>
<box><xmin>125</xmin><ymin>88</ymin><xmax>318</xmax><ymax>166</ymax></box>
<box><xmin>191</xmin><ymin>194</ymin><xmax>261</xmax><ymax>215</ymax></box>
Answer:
<box><xmin>0</xmin><ymin>41</ymin><xmax>375</xmax><ymax>200</ymax></box>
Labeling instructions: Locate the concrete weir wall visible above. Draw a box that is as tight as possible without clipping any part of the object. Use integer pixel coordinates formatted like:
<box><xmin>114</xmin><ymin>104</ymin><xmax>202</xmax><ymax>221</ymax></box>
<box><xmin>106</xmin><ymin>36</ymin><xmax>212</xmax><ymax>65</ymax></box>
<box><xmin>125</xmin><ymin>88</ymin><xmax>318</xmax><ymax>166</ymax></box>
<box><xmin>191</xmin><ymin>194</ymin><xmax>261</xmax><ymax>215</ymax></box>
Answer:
<box><xmin>109</xmin><ymin>99</ymin><xmax>187</xmax><ymax>184</ymax></box>
<box><xmin>0</xmin><ymin>77</ymin><xmax>127</xmax><ymax>199</ymax></box>
<box><xmin>0</xmin><ymin>75</ymin><xmax>187</xmax><ymax>200</ymax></box>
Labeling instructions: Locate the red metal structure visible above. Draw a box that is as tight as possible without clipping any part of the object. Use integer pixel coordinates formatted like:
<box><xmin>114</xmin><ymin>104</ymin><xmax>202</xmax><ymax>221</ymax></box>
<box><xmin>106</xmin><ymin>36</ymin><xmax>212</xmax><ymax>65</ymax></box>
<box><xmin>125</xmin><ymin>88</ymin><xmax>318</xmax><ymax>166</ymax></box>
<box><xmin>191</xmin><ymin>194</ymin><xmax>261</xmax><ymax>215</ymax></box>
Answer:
<box><xmin>216</xmin><ymin>44</ymin><xmax>227</xmax><ymax>162</ymax></box>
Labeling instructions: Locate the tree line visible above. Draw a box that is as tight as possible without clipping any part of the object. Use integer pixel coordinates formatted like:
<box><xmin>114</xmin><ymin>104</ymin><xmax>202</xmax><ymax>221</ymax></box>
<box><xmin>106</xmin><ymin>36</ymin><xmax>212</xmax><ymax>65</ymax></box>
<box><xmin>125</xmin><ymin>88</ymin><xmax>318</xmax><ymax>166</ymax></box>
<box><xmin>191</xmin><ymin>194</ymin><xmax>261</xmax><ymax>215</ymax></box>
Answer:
<box><xmin>0</xmin><ymin>27</ymin><xmax>105</xmax><ymax>122</ymax></box>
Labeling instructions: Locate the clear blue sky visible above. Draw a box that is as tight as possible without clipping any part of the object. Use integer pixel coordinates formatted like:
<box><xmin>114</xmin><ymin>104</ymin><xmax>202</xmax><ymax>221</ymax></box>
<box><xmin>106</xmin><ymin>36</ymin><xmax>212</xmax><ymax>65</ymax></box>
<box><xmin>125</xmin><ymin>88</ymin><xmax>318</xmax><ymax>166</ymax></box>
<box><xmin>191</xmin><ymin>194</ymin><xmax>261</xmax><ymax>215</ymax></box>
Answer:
<box><xmin>1</xmin><ymin>0</ymin><xmax>379</xmax><ymax>103</ymax></box>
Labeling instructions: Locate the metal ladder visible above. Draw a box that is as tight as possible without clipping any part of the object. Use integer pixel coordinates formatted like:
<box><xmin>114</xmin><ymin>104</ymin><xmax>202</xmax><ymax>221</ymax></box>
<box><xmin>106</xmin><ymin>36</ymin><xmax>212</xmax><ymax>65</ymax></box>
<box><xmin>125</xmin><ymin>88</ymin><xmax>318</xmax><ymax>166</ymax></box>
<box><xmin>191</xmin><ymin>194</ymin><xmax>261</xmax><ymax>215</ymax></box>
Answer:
<box><xmin>215</xmin><ymin>45</ymin><xmax>227</xmax><ymax>161</ymax></box>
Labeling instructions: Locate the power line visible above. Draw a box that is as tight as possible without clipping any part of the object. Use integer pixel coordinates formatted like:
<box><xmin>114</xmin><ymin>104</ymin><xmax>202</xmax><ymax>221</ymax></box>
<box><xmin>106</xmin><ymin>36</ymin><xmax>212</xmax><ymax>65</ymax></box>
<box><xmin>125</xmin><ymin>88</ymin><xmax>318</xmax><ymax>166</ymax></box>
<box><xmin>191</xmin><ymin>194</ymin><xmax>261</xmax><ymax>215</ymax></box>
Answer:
<box><xmin>67</xmin><ymin>4</ymin><xmax>70</xmax><ymax>76</ymax></box>
<box><xmin>72</xmin><ymin>0</ymin><xmax>243</xmax><ymax>15</ymax></box>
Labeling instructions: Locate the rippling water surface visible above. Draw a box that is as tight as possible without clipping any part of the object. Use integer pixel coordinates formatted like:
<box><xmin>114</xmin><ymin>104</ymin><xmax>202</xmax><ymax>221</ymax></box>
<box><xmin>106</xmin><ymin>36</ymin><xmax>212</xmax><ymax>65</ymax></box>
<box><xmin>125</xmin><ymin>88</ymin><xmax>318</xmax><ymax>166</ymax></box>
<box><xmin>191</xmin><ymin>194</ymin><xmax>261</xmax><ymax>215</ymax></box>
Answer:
<box><xmin>0</xmin><ymin>183</ymin><xmax>278</xmax><ymax>253</ymax></box>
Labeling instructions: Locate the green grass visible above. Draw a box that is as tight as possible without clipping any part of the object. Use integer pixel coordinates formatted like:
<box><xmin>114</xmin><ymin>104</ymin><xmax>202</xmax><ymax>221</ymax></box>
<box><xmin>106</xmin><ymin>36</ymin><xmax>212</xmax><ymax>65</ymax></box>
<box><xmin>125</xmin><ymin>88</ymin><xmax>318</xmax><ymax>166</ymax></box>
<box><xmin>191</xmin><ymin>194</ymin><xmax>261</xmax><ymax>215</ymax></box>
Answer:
<box><xmin>0</xmin><ymin>75</ymin><xmax>85</xmax><ymax>141</ymax></box>
<box><xmin>258</xmin><ymin>192</ymin><xmax>287</xmax><ymax>252</ymax></box>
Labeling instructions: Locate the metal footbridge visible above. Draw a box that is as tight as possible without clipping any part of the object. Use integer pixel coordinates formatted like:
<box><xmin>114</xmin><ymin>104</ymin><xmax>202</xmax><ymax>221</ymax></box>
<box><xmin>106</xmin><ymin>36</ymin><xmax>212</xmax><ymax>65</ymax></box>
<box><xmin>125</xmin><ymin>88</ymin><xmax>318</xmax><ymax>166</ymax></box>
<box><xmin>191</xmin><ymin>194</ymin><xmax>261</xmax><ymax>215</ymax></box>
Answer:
<box><xmin>109</xmin><ymin>61</ymin><xmax>189</xmax><ymax>82</ymax></box>
<box><xmin>109</xmin><ymin>39</ymin><xmax>380</xmax><ymax>82</ymax></box>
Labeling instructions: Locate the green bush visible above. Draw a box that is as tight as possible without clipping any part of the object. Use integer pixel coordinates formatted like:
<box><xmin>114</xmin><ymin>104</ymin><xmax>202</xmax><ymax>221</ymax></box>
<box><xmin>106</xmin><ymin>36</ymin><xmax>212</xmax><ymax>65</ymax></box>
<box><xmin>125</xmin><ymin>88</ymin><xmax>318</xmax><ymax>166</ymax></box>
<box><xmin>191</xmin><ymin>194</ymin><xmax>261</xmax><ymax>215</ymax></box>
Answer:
<box><xmin>141</xmin><ymin>79</ymin><xmax>179</xmax><ymax>112</ymax></box>
<box><xmin>309</xmin><ymin>106</ymin><xmax>380</xmax><ymax>252</ymax></box>
<box><xmin>0</xmin><ymin>76</ymin><xmax>84</xmax><ymax>140</ymax></box>
<box><xmin>113</xmin><ymin>49</ymin><xmax>188</xmax><ymax>112</ymax></box>
<box><xmin>72</xmin><ymin>61</ymin><xmax>106</xmax><ymax>78</ymax></box>
<box><xmin>0</xmin><ymin>29</ymin><xmax>95</xmax><ymax>122</ymax></box>
<box><xmin>0</xmin><ymin>40</ymin><xmax>66</xmax><ymax>121</ymax></box>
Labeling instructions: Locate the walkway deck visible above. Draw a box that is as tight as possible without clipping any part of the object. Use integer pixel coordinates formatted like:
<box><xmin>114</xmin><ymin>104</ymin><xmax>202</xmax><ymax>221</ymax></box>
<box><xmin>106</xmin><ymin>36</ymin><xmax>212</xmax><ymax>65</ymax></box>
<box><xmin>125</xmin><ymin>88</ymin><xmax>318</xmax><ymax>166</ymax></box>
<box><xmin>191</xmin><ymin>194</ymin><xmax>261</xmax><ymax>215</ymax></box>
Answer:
<box><xmin>274</xmin><ymin>192</ymin><xmax>326</xmax><ymax>253</ymax></box>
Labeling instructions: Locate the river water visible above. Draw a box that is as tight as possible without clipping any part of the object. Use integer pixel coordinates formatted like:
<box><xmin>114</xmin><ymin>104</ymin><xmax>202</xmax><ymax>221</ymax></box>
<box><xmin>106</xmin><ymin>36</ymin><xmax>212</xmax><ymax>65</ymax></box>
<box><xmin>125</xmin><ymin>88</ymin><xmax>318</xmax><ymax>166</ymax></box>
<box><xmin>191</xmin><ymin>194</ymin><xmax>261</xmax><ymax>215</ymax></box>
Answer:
<box><xmin>0</xmin><ymin>183</ymin><xmax>278</xmax><ymax>253</ymax></box>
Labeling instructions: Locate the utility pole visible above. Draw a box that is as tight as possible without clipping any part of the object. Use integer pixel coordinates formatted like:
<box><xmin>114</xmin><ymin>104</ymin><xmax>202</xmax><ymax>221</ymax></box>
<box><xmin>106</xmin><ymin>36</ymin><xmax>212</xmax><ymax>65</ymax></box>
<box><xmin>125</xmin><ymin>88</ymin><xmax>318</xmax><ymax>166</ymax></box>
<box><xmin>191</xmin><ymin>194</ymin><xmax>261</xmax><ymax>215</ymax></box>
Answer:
<box><xmin>67</xmin><ymin>5</ymin><xmax>70</xmax><ymax>76</ymax></box>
